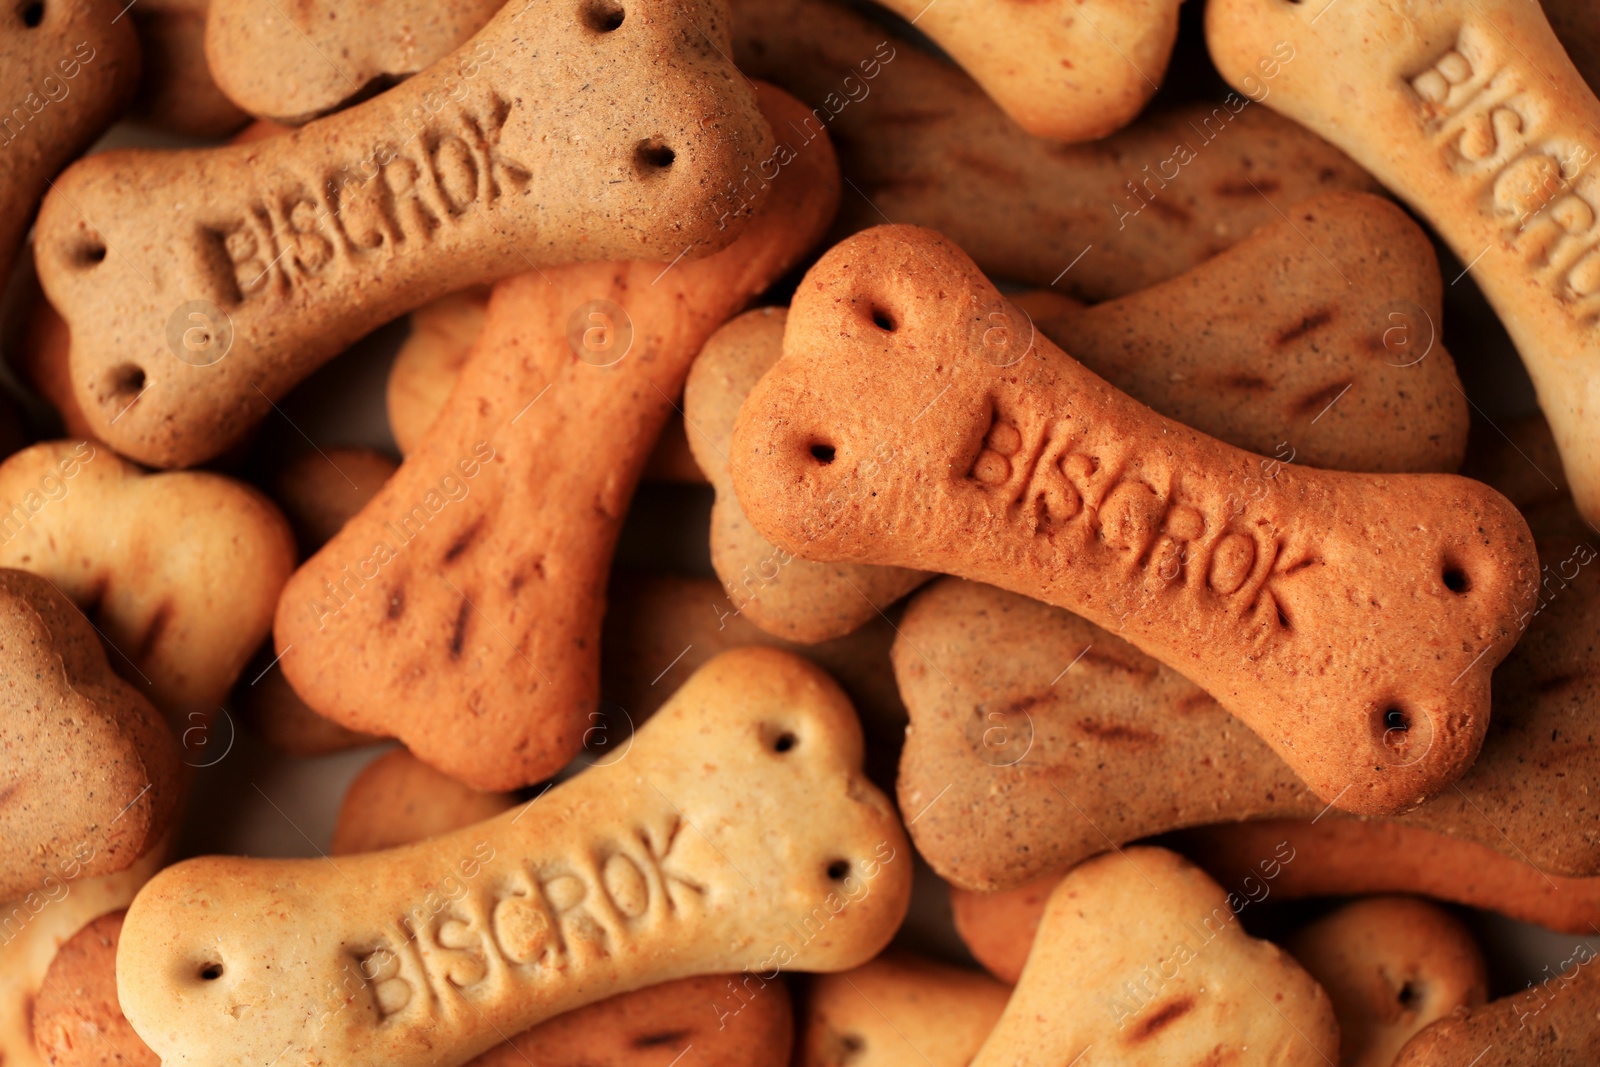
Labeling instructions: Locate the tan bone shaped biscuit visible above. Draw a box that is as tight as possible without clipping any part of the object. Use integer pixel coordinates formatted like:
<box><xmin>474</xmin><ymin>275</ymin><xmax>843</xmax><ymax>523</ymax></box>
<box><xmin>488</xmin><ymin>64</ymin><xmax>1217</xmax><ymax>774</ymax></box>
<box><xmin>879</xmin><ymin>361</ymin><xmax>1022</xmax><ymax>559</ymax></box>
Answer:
<box><xmin>1288</xmin><ymin>896</ymin><xmax>1488</xmax><ymax>1067</ymax></box>
<box><xmin>1172</xmin><ymin>817</ymin><xmax>1600</xmax><ymax>937</ymax></box>
<box><xmin>686</xmin><ymin>307</ymin><xmax>931</xmax><ymax>644</ymax></box>
<box><xmin>795</xmin><ymin>950</ymin><xmax>1009</xmax><ymax>1067</ymax></box>
<box><xmin>1391</xmin><ymin>945</ymin><xmax>1600</xmax><ymax>1066</ymax></box>
<box><xmin>117</xmin><ymin>647</ymin><xmax>911</xmax><ymax>1067</ymax></box>
<box><xmin>0</xmin><ymin>0</ymin><xmax>138</xmax><ymax>296</ymax></box>
<box><xmin>967</xmin><ymin>846</ymin><xmax>1339</xmax><ymax>1067</ymax></box>
<box><xmin>896</xmin><ymin>486</ymin><xmax>1600</xmax><ymax>895</ymax></box>
<box><xmin>870</xmin><ymin>0</ymin><xmax>1181</xmax><ymax>143</ymax></box>
<box><xmin>37</xmin><ymin>0</ymin><xmax>774</xmax><ymax>470</ymax></box>
<box><xmin>0</xmin><ymin>570</ymin><xmax>180</xmax><ymax>904</ymax></box>
<box><xmin>694</xmin><ymin>191</ymin><xmax>1467</xmax><ymax>645</ymax></box>
<box><xmin>728</xmin><ymin>0</ymin><xmax>1382</xmax><ymax>302</ymax></box>
<box><xmin>1205</xmin><ymin>0</ymin><xmax>1600</xmax><ymax>532</ymax></box>
<box><xmin>385</xmin><ymin>287</ymin><xmax>703</xmax><ymax>482</ymax></box>
<box><xmin>273</xmin><ymin>83</ymin><xmax>839</xmax><ymax>790</ymax></box>
<box><xmin>0</xmin><ymin>441</ymin><xmax>296</xmax><ymax>720</ymax></box>
<box><xmin>205</xmin><ymin>0</ymin><xmax>503</xmax><ymax>124</ymax></box>
<box><xmin>731</xmin><ymin>224</ymin><xmax>1538</xmax><ymax>816</ymax></box>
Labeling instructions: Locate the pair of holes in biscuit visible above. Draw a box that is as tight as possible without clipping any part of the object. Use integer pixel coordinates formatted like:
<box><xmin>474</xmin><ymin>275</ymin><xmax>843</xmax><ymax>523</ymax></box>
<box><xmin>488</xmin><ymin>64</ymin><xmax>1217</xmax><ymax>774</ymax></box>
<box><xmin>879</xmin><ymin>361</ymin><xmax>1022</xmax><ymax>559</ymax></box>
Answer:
<box><xmin>757</xmin><ymin>724</ymin><xmax>855</xmax><ymax>885</ymax></box>
<box><xmin>18</xmin><ymin>0</ymin><xmax>42</xmax><ymax>27</ymax></box>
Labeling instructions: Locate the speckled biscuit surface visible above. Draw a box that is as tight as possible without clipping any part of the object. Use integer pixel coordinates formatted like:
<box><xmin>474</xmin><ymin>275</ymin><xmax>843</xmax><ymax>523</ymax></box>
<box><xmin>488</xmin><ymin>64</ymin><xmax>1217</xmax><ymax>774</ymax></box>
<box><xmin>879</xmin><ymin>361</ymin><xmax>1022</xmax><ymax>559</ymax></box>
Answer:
<box><xmin>0</xmin><ymin>441</ymin><xmax>296</xmax><ymax>719</ymax></box>
<box><xmin>969</xmin><ymin>847</ymin><xmax>1338</xmax><ymax>1067</ymax></box>
<box><xmin>0</xmin><ymin>0</ymin><xmax>138</xmax><ymax>295</ymax></box>
<box><xmin>873</xmin><ymin>0</ymin><xmax>1180</xmax><ymax>142</ymax></box>
<box><xmin>1017</xmin><ymin>191</ymin><xmax>1468</xmax><ymax>474</ymax></box>
<box><xmin>796</xmin><ymin>950</ymin><xmax>1009</xmax><ymax>1067</ymax></box>
<box><xmin>1392</xmin><ymin>956</ymin><xmax>1600</xmax><ymax>1066</ymax></box>
<box><xmin>686</xmin><ymin>307</ymin><xmax>930</xmax><ymax>644</ymax></box>
<box><xmin>0</xmin><ymin>570</ymin><xmax>179</xmax><ymax>904</ymax></box>
<box><xmin>206</xmin><ymin>0</ymin><xmax>503</xmax><ymax>123</ymax></box>
<box><xmin>730</xmin><ymin>0</ymin><xmax>1380</xmax><ymax>302</ymax></box>
<box><xmin>273</xmin><ymin>84</ymin><xmax>838</xmax><ymax>791</ymax></box>
<box><xmin>1206</xmin><ymin>0</ymin><xmax>1600</xmax><ymax>534</ymax></box>
<box><xmin>37</xmin><ymin>0</ymin><xmax>773</xmax><ymax>469</ymax></box>
<box><xmin>32</xmin><ymin>910</ymin><xmax>160</xmax><ymax>1067</ymax></box>
<box><xmin>732</xmin><ymin>224</ymin><xmax>1538</xmax><ymax>817</ymax></box>
<box><xmin>118</xmin><ymin>648</ymin><xmax>910</xmax><ymax>1067</ymax></box>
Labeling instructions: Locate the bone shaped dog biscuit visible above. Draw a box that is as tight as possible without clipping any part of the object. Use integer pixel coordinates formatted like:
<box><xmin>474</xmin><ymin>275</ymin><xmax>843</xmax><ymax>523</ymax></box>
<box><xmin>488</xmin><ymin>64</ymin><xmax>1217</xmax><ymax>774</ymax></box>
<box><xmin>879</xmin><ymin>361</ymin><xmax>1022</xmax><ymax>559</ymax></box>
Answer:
<box><xmin>1206</xmin><ymin>0</ymin><xmax>1600</xmax><ymax>531</ymax></box>
<box><xmin>274</xmin><ymin>83</ymin><xmax>838</xmax><ymax>790</ymax></box>
<box><xmin>37</xmin><ymin>0</ymin><xmax>773</xmax><ymax>469</ymax></box>
<box><xmin>117</xmin><ymin>648</ymin><xmax>911</xmax><ymax>1067</ymax></box>
<box><xmin>732</xmin><ymin>225</ymin><xmax>1538</xmax><ymax>816</ymax></box>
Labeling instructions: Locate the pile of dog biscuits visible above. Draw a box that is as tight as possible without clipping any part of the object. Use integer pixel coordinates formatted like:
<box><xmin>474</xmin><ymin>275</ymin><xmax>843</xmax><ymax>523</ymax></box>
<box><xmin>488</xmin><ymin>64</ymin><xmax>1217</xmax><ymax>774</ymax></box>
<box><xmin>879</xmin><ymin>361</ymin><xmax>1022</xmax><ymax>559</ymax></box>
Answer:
<box><xmin>3</xmin><ymin>0</ymin><xmax>1600</xmax><ymax>1063</ymax></box>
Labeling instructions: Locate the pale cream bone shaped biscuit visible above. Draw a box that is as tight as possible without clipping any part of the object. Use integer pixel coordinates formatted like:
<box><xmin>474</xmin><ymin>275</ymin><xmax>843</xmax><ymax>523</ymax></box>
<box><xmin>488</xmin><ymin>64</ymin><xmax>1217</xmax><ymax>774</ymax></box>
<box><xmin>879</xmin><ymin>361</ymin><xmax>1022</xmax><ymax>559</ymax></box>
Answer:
<box><xmin>273</xmin><ymin>83</ymin><xmax>839</xmax><ymax>790</ymax></box>
<box><xmin>1392</xmin><ymin>947</ymin><xmax>1600</xmax><ymax>1065</ymax></box>
<box><xmin>0</xmin><ymin>842</ymin><xmax>167</xmax><ymax>1067</ymax></box>
<box><xmin>731</xmin><ymin>225</ymin><xmax>1538</xmax><ymax>816</ymax></box>
<box><xmin>686</xmin><ymin>308</ymin><xmax>930</xmax><ymax>643</ymax></box>
<box><xmin>130</xmin><ymin>0</ymin><xmax>248</xmax><ymax>136</ymax></box>
<box><xmin>968</xmin><ymin>846</ymin><xmax>1338</xmax><ymax>1066</ymax></box>
<box><xmin>386</xmin><ymin>287</ymin><xmax>704</xmax><ymax>481</ymax></box>
<box><xmin>0</xmin><ymin>441</ymin><xmax>296</xmax><ymax>720</ymax></box>
<box><xmin>0</xmin><ymin>570</ymin><xmax>180</xmax><ymax>903</ymax></box>
<box><xmin>30</xmin><ymin>747</ymin><xmax>793</xmax><ymax>1067</ymax></box>
<box><xmin>1173</xmin><ymin>817</ymin><xmax>1600</xmax><ymax>936</ymax></box>
<box><xmin>206</xmin><ymin>0</ymin><xmax>504</xmax><ymax>123</ymax></box>
<box><xmin>695</xmin><ymin>192</ymin><xmax>1466</xmax><ymax>644</ymax></box>
<box><xmin>728</xmin><ymin>0</ymin><xmax>1382</xmax><ymax>302</ymax></box>
<box><xmin>117</xmin><ymin>647</ymin><xmax>911</xmax><ymax>1067</ymax></box>
<box><xmin>1545</xmin><ymin>0</ymin><xmax>1600</xmax><ymax>93</ymax></box>
<box><xmin>602</xmin><ymin>571</ymin><xmax>906</xmax><ymax>788</ymax></box>
<box><xmin>795</xmin><ymin>950</ymin><xmax>1008</xmax><ymax>1067</ymax></box>
<box><xmin>330</xmin><ymin>745</ymin><xmax>795</xmax><ymax>1067</ymax></box>
<box><xmin>897</xmin><ymin>481</ymin><xmax>1600</xmax><ymax>893</ymax></box>
<box><xmin>1206</xmin><ymin>0</ymin><xmax>1600</xmax><ymax>531</ymax></box>
<box><xmin>36</xmin><ymin>0</ymin><xmax>774</xmax><ymax>470</ymax></box>
<box><xmin>1288</xmin><ymin>896</ymin><xmax>1488</xmax><ymax>1067</ymax></box>
<box><xmin>0</xmin><ymin>0</ymin><xmax>138</xmax><ymax>295</ymax></box>
<box><xmin>870</xmin><ymin>0</ymin><xmax>1181</xmax><ymax>143</ymax></box>
<box><xmin>236</xmin><ymin>447</ymin><xmax>393</xmax><ymax>757</ymax></box>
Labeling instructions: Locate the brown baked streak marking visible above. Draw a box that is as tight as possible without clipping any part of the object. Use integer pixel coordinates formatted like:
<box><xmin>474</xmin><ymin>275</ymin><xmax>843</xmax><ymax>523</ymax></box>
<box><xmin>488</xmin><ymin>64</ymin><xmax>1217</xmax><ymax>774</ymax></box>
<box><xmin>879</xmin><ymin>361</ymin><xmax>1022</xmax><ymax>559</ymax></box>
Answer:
<box><xmin>204</xmin><ymin>94</ymin><xmax>532</xmax><ymax>305</ymax></box>
<box><xmin>963</xmin><ymin>401</ymin><xmax>1294</xmax><ymax>643</ymax></box>
<box><xmin>1409</xmin><ymin>26</ymin><xmax>1600</xmax><ymax>321</ymax></box>
<box><xmin>352</xmin><ymin>817</ymin><xmax>706</xmax><ymax>1022</ymax></box>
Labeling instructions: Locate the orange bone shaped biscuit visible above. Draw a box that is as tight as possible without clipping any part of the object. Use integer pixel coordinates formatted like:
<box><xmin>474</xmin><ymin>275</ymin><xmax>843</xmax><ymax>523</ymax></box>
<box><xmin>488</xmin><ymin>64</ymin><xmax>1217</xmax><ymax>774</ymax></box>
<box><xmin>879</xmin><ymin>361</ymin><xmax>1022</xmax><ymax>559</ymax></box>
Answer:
<box><xmin>731</xmin><ymin>225</ymin><xmax>1538</xmax><ymax>816</ymax></box>
<box><xmin>274</xmin><ymin>84</ymin><xmax>838</xmax><ymax>790</ymax></box>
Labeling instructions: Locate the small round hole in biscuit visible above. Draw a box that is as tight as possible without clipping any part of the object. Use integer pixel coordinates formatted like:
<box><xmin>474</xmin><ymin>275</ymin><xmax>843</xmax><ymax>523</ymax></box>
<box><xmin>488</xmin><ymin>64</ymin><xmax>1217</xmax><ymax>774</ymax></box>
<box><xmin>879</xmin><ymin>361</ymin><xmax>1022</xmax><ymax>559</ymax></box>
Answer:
<box><xmin>826</xmin><ymin>859</ymin><xmax>851</xmax><ymax>881</ymax></box>
<box><xmin>1398</xmin><ymin>980</ymin><xmax>1421</xmax><ymax>1009</ymax></box>
<box><xmin>72</xmin><ymin>238</ymin><xmax>107</xmax><ymax>268</ymax></box>
<box><xmin>198</xmin><ymin>961</ymin><xmax>223</xmax><ymax>980</ymax></box>
<box><xmin>869</xmin><ymin>306</ymin><xmax>896</xmax><ymax>332</ymax></box>
<box><xmin>633</xmin><ymin>141</ymin><xmax>676</xmax><ymax>173</ymax></box>
<box><xmin>809</xmin><ymin>443</ymin><xmax>835</xmax><ymax>464</ymax></box>
<box><xmin>580</xmin><ymin>0</ymin><xmax>624</xmax><ymax>31</ymax></box>
<box><xmin>1442</xmin><ymin>565</ymin><xmax>1470</xmax><ymax>594</ymax></box>
<box><xmin>19</xmin><ymin>0</ymin><xmax>43</xmax><ymax>26</ymax></box>
<box><xmin>107</xmin><ymin>364</ymin><xmax>145</xmax><ymax>398</ymax></box>
<box><xmin>774</xmin><ymin>732</ymin><xmax>796</xmax><ymax>753</ymax></box>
